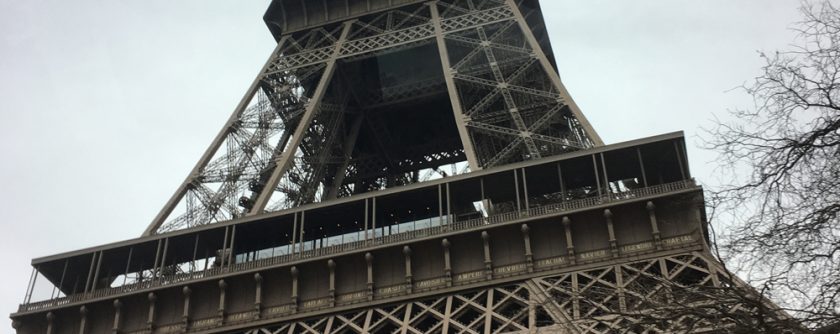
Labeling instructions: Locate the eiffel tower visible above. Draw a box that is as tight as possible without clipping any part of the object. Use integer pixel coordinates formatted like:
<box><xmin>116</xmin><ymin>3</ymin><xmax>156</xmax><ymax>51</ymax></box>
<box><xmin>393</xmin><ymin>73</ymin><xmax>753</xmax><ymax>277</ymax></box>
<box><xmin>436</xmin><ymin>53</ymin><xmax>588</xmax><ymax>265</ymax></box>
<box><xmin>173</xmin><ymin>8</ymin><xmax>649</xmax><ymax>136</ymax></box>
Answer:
<box><xmin>12</xmin><ymin>1</ymin><xmax>784</xmax><ymax>333</ymax></box>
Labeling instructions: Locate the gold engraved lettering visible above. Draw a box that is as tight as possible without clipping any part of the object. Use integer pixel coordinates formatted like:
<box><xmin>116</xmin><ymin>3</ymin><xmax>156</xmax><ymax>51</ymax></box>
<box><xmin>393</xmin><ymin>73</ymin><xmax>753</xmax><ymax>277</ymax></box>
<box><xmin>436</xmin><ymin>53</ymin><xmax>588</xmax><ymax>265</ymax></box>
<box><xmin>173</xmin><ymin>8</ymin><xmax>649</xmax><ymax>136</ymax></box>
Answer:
<box><xmin>579</xmin><ymin>250</ymin><xmax>607</xmax><ymax>260</ymax></box>
<box><xmin>620</xmin><ymin>242</ymin><xmax>653</xmax><ymax>253</ymax></box>
<box><xmin>455</xmin><ymin>271</ymin><xmax>484</xmax><ymax>282</ymax></box>
<box><xmin>416</xmin><ymin>278</ymin><xmax>444</xmax><ymax>288</ymax></box>
<box><xmin>663</xmin><ymin>235</ymin><xmax>693</xmax><ymax>246</ymax></box>
<box><xmin>493</xmin><ymin>264</ymin><xmax>525</xmax><ymax>275</ymax></box>
<box><xmin>302</xmin><ymin>299</ymin><xmax>327</xmax><ymax>308</ymax></box>
<box><xmin>376</xmin><ymin>285</ymin><xmax>404</xmax><ymax>295</ymax></box>
<box><xmin>536</xmin><ymin>257</ymin><xmax>567</xmax><ymax>267</ymax></box>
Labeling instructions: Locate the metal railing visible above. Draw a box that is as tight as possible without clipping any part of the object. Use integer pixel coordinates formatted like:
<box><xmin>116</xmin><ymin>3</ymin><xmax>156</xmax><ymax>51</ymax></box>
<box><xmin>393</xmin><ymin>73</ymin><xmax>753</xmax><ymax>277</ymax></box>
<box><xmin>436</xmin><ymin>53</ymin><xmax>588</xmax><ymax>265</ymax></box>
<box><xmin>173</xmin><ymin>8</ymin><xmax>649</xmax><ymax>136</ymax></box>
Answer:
<box><xmin>18</xmin><ymin>179</ymin><xmax>696</xmax><ymax>313</ymax></box>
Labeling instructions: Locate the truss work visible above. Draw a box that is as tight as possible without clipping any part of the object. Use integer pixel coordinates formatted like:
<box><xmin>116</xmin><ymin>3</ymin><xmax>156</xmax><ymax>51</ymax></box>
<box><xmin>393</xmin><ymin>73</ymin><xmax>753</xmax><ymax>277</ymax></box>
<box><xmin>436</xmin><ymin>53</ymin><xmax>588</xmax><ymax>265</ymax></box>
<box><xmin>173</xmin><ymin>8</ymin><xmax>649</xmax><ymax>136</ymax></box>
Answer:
<box><xmin>9</xmin><ymin>2</ymin><xmax>795</xmax><ymax>334</ymax></box>
<box><xmin>145</xmin><ymin>0</ymin><xmax>602</xmax><ymax>235</ymax></box>
<box><xmin>243</xmin><ymin>252</ymin><xmax>778</xmax><ymax>334</ymax></box>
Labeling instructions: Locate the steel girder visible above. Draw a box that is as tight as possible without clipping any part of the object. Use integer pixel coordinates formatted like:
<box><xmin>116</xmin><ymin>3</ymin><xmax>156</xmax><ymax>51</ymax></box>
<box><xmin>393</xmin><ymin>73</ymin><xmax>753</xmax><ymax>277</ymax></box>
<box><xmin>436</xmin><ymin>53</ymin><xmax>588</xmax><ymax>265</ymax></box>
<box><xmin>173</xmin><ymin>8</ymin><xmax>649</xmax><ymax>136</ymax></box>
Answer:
<box><xmin>146</xmin><ymin>0</ymin><xmax>603</xmax><ymax>235</ymax></box>
<box><xmin>239</xmin><ymin>252</ymin><xmax>775</xmax><ymax>334</ymax></box>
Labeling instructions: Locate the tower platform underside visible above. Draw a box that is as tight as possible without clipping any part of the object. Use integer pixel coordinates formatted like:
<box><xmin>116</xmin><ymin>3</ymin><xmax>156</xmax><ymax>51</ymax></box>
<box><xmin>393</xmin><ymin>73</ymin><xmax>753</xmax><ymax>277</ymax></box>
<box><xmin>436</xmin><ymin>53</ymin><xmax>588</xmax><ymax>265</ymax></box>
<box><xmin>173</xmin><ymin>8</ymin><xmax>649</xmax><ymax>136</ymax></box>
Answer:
<box><xmin>11</xmin><ymin>134</ymin><xmax>772</xmax><ymax>333</ymax></box>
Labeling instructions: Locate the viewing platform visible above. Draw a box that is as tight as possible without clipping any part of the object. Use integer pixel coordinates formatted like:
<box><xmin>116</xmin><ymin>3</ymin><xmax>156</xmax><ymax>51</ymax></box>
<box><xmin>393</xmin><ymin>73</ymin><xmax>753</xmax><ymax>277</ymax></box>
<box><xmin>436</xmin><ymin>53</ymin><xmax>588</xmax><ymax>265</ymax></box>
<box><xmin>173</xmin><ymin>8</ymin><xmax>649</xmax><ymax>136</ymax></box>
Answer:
<box><xmin>12</xmin><ymin>132</ymin><xmax>708</xmax><ymax>333</ymax></box>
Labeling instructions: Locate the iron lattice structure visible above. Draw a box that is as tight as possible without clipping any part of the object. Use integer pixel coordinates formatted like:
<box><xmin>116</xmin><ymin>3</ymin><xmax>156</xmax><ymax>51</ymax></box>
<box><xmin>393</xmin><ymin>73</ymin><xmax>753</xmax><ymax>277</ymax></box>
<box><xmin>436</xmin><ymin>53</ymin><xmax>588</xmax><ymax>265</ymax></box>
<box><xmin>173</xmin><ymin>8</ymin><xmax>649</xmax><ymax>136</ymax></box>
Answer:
<box><xmin>8</xmin><ymin>1</ymin><xmax>793</xmax><ymax>334</ymax></box>
<box><xmin>243</xmin><ymin>252</ymin><xmax>773</xmax><ymax>334</ymax></box>
<box><xmin>145</xmin><ymin>0</ymin><xmax>601</xmax><ymax>235</ymax></box>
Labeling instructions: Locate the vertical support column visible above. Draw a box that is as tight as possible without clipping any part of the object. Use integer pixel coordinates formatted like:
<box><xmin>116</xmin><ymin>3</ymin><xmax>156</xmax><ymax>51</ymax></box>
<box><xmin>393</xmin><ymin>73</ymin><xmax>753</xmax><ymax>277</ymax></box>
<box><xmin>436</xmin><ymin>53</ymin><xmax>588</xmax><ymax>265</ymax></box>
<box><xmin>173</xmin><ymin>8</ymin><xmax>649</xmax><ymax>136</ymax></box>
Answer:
<box><xmin>158</xmin><ymin>238</ymin><xmax>170</xmax><ymax>281</ymax></box>
<box><xmin>364</xmin><ymin>199</ymin><xmax>370</xmax><ymax>244</ymax></box>
<box><xmin>504</xmin><ymin>0</ymin><xmax>603</xmax><ymax>146</ymax></box>
<box><xmin>84</xmin><ymin>252</ymin><xmax>97</xmax><ymax>294</ymax></box>
<box><xmin>403</xmin><ymin>246</ymin><xmax>413</xmax><ymax>293</ymax></box>
<box><xmin>636</xmin><ymin>147</ymin><xmax>649</xmax><ymax>187</ymax></box>
<box><xmin>191</xmin><ymin>234</ymin><xmax>200</xmax><ymax>272</ymax></box>
<box><xmin>290</xmin><ymin>266</ymin><xmax>299</xmax><ymax>313</ymax></box>
<box><xmin>254</xmin><ymin>273</ymin><xmax>263</xmax><ymax>319</ymax></box>
<box><xmin>46</xmin><ymin>312</ymin><xmax>55</xmax><ymax>334</ymax></box>
<box><xmin>521</xmin><ymin>224</ymin><xmax>534</xmax><ymax>272</ymax></box>
<box><xmin>674</xmin><ymin>140</ymin><xmax>687</xmax><ymax>179</ymax></box>
<box><xmin>182</xmin><ymin>286</ymin><xmax>192</xmax><ymax>330</ymax></box>
<box><xmin>372</xmin><ymin>198</ymin><xmax>378</xmax><ymax>242</ymax></box>
<box><xmin>219</xmin><ymin>227</ymin><xmax>229</xmax><ymax>269</ymax></box>
<box><xmin>217</xmin><ymin>280</ymin><xmax>227</xmax><ymax>324</ymax></box>
<box><xmin>298</xmin><ymin>212</ymin><xmax>306</xmax><ymax>258</ymax></box>
<box><xmin>250</xmin><ymin>21</ymin><xmax>355</xmax><ymax>214</ymax></box>
<box><xmin>147</xmin><ymin>292</ymin><xmax>157</xmax><ymax>332</ymax></box>
<box><xmin>78</xmin><ymin>306</ymin><xmax>88</xmax><ymax>334</ymax></box>
<box><xmin>591</xmin><ymin>155</ymin><xmax>603</xmax><ymax>198</ymax></box>
<box><xmin>429</xmin><ymin>2</ymin><xmax>481</xmax><ymax>169</ymax></box>
<box><xmin>23</xmin><ymin>267</ymin><xmax>35</xmax><ymax>304</ymax></box>
<box><xmin>112</xmin><ymin>299</ymin><xmax>122</xmax><ymax>334</ymax></box>
<box><xmin>557</xmin><ymin>164</ymin><xmax>567</xmax><ymax>201</ymax></box>
<box><xmin>91</xmin><ymin>252</ymin><xmax>103</xmax><ymax>292</ymax></box>
<box><xmin>513</xmin><ymin>170</ymin><xmax>522</xmax><ymax>213</ymax></box>
<box><xmin>121</xmin><ymin>248</ymin><xmax>133</xmax><ymax>287</ymax></box>
<box><xmin>481</xmin><ymin>231</ymin><xmax>493</xmax><ymax>280</ymax></box>
<box><xmin>522</xmin><ymin>169</ymin><xmax>530</xmax><ymax>213</ymax></box>
<box><xmin>562</xmin><ymin>217</ymin><xmax>576</xmax><ymax>265</ymax></box>
<box><xmin>291</xmin><ymin>213</ymin><xmax>299</xmax><ymax>257</ymax></box>
<box><xmin>445</xmin><ymin>183</ymin><xmax>452</xmax><ymax>226</ymax></box>
<box><xmin>600</xmin><ymin>153</ymin><xmax>610</xmax><ymax>196</ymax></box>
<box><xmin>442</xmin><ymin>239</ymin><xmax>452</xmax><ymax>287</ymax></box>
<box><xmin>327</xmin><ymin>260</ymin><xmax>336</xmax><ymax>306</ymax></box>
<box><xmin>604</xmin><ymin>209</ymin><xmax>618</xmax><ymax>258</ymax></box>
<box><xmin>365</xmin><ymin>253</ymin><xmax>374</xmax><ymax>300</ymax></box>
<box><xmin>647</xmin><ymin>201</ymin><xmax>662</xmax><ymax>249</ymax></box>
<box><xmin>227</xmin><ymin>226</ymin><xmax>236</xmax><ymax>269</ymax></box>
<box><xmin>56</xmin><ymin>260</ymin><xmax>69</xmax><ymax>300</ymax></box>
<box><xmin>437</xmin><ymin>184</ymin><xmax>444</xmax><ymax>224</ymax></box>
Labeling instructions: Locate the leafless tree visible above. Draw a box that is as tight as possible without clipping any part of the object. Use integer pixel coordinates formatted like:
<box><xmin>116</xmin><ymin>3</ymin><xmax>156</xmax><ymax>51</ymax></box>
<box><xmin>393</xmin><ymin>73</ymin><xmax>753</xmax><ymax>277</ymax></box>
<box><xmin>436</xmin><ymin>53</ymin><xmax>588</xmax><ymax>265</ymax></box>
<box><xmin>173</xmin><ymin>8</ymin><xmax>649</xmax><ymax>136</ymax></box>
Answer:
<box><xmin>705</xmin><ymin>0</ymin><xmax>840</xmax><ymax>331</ymax></box>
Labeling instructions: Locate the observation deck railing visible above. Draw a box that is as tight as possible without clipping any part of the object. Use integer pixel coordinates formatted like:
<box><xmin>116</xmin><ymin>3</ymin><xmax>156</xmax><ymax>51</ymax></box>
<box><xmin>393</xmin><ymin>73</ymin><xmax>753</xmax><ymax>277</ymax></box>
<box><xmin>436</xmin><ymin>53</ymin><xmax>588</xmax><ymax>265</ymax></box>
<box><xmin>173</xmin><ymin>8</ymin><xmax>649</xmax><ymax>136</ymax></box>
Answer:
<box><xmin>18</xmin><ymin>179</ymin><xmax>697</xmax><ymax>313</ymax></box>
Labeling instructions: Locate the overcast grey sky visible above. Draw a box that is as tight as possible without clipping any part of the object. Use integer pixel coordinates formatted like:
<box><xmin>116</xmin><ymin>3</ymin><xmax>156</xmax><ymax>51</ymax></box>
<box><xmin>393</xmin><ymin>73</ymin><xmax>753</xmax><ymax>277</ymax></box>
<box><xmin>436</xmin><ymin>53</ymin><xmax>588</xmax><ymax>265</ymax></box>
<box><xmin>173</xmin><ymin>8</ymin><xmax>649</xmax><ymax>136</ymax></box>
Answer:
<box><xmin>0</xmin><ymin>0</ymin><xmax>804</xmax><ymax>321</ymax></box>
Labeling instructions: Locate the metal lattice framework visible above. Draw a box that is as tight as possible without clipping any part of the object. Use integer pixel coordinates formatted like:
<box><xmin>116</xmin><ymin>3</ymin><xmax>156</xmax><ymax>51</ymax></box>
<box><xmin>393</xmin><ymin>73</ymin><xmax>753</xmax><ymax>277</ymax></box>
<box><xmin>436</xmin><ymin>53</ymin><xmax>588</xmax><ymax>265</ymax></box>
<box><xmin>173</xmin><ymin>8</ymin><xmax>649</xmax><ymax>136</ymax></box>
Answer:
<box><xmin>145</xmin><ymin>0</ymin><xmax>602</xmax><ymax>235</ymax></box>
<box><xmin>241</xmin><ymin>252</ymin><xmax>775</xmax><ymax>334</ymax></box>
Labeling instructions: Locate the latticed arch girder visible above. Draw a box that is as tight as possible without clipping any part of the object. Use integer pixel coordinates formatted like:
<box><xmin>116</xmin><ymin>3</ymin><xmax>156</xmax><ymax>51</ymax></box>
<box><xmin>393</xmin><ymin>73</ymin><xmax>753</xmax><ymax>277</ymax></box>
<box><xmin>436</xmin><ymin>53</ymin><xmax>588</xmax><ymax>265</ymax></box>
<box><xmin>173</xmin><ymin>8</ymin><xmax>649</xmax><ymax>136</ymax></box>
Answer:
<box><xmin>240</xmin><ymin>252</ymin><xmax>775</xmax><ymax>334</ymax></box>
